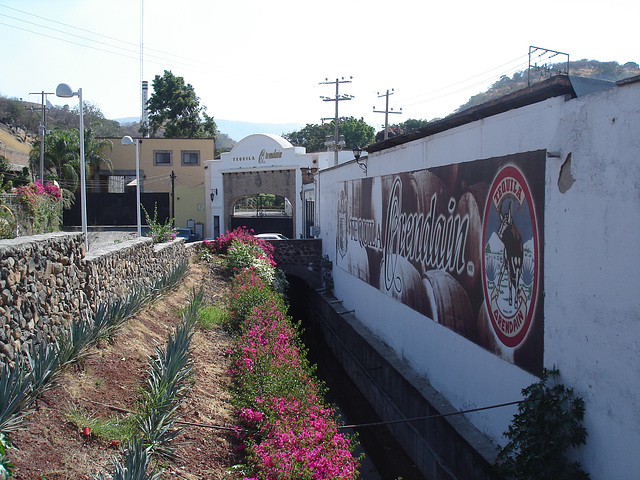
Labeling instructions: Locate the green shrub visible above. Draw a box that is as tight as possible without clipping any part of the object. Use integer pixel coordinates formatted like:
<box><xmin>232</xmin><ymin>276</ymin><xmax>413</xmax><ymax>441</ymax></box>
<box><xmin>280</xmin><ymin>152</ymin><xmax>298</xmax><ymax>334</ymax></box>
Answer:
<box><xmin>495</xmin><ymin>367</ymin><xmax>589</xmax><ymax>480</ymax></box>
<box><xmin>142</xmin><ymin>203</ymin><xmax>176</xmax><ymax>244</ymax></box>
<box><xmin>0</xmin><ymin>433</ymin><xmax>13</xmax><ymax>480</ymax></box>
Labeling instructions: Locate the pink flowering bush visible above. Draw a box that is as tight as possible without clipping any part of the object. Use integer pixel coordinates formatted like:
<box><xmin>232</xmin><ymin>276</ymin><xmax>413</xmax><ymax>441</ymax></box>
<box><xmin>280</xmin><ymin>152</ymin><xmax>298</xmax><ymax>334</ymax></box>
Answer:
<box><xmin>15</xmin><ymin>181</ymin><xmax>63</xmax><ymax>234</ymax></box>
<box><xmin>203</xmin><ymin>227</ymin><xmax>274</xmax><ymax>259</ymax></box>
<box><xmin>210</xmin><ymin>227</ymin><xmax>286</xmax><ymax>296</ymax></box>
<box><xmin>227</xmin><ymin>252</ymin><xmax>359</xmax><ymax>480</ymax></box>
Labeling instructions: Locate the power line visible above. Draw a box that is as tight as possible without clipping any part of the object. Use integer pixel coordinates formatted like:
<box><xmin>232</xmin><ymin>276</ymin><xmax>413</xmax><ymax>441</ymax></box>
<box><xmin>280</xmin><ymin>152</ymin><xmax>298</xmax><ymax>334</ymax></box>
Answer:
<box><xmin>0</xmin><ymin>6</ymin><xmax>286</xmax><ymax>85</ymax></box>
<box><xmin>397</xmin><ymin>54</ymin><xmax>529</xmax><ymax>105</ymax></box>
<box><xmin>395</xmin><ymin>56</ymin><xmax>530</xmax><ymax>115</ymax></box>
<box><xmin>338</xmin><ymin>399</ymin><xmax>526</xmax><ymax>430</ymax></box>
<box><xmin>0</xmin><ymin>5</ymin><xmax>196</xmax><ymax>67</ymax></box>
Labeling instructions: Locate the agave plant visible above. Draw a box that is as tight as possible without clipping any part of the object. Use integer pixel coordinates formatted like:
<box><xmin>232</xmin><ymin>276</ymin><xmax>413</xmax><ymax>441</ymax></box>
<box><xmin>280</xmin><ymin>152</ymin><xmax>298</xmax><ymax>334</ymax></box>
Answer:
<box><xmin>132</xmin><ymin>290</ymin><xmax>200</xmax><ymax>463</ymax></box>
<box><xmin>25</xmin><ymin>338</ymin><xmax>63</xmax><ymax>397</ymax></box>
<box><xmin>0</xmin><ymin>360</ymin><xmax>35</xmax><ymax>433</ymax></box>
<box><xmin>135</xmin><ymin>396</ymin><xmax>184</xmax><ymax>462</ymax></box>
<box><xmin>57</xmin><ymin>316</ymin><xmax>98</xmax><ymax>367</ymax></box>
<box><xmin>146</xmin><ymin>261</ymin><xmax>188</xmax><ymax>301</ymax></box>
<box><xmin>95</xmin><ymin>437</ymin><xmax>163</xmax><ymax>480</ymax></box>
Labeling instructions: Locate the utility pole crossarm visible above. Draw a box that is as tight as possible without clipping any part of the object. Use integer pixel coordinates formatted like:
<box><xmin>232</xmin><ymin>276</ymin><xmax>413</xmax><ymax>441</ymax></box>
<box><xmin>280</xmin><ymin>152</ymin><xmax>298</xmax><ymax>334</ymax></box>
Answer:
<box><xmin>319</xmin><ymin>77</ymin><xmax>353</xmax><ymax>166</ymax></box>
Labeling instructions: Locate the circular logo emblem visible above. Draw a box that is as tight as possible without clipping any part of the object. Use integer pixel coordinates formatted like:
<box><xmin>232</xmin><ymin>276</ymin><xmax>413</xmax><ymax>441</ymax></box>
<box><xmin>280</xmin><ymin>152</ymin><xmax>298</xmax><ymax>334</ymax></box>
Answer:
<box><xmin>482</xmin><ymin>166</ymin><xmax>539</xmax><ymax>348</ymax></box>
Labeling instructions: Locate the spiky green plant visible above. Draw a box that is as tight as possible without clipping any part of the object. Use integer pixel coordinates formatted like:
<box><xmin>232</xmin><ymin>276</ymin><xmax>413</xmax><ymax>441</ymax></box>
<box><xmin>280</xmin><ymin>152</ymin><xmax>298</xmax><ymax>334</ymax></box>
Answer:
<box><xmin>148</xmin><ymin>261</ymin><xmax>189</xmax><ymax>301</ymax></box>
<box><xmin>25</xmin><ymin>339</ymin><xmax>62</xmax><ymax>397</ymax></box>
<box><xmin>57</xmin><ymin>316</ymin><xmax>98</xmax><ymax>366</ymax></box>
<box><xmin>95</xmin><ymin>438</ymin><xmax>163</xmax><ymax>480</ymax></box>
<box><xmin>0</xmin><ymin>361</ymin><xmax>36</xmax><ymax>434</ymax></box>
<box><xmin>132</xmin><ymin>290</ymin><xmax>199</xmax><ymax>462</ymax></box>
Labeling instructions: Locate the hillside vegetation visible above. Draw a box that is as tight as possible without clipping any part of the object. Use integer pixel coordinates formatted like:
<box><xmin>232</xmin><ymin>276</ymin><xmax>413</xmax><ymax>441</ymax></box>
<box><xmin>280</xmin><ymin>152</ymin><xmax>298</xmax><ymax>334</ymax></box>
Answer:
<box><xmin>0</xmin><ymin>95</ymin><xmax>234</xmax><ymax>153</ymax></box>
<box><xmin>455</xmin><ymin>59</ymin><xmax>640</xmax><ymax>112</ymax></box>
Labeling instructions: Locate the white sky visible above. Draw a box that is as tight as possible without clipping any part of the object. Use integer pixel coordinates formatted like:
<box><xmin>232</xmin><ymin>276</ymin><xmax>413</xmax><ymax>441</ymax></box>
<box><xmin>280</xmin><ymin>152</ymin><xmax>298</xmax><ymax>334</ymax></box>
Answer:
<box><xmin>0</xmin><ymin>0</ymin><xmax>638</xmax><ymax>133</ymax></box>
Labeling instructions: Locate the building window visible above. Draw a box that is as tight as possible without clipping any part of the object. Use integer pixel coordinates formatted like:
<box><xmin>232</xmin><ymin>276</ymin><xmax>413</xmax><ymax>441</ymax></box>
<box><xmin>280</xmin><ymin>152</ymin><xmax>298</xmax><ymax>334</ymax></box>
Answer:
<box><xmin>154</xmin><ymin>150</ymin><xmax>172</xmax><ymax>166</ymax></box>
<box><xmin>181</xmin><ymin>150</ymin><xmax>200</xmax><ymax>166</ymax></box>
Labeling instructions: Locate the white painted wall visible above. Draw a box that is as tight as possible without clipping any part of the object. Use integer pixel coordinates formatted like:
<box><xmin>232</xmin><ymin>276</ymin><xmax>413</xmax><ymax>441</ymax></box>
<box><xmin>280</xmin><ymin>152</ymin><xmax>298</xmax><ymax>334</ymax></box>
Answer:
<box><xmin>317</xmin><ymin>81</ymin><xmax>640</xmax><ymax>479</ymax></box>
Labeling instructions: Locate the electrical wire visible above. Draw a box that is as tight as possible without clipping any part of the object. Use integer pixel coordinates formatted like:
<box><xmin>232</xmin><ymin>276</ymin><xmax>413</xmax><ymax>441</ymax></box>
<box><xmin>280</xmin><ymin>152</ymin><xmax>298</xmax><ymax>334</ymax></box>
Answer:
<box><xmin>399</xmin><ymin>57</ymin><xmax>531</xmax><ymax>109</ymax></box>
<box><xmin>338</xmin><ymin>399</ymin><xmax>526</xmax><ymax>430</ymax></box>
<box><xmin>0</xmin><ymin>5</ymin><xmax>284</xmax><ymax>84</ymax></box>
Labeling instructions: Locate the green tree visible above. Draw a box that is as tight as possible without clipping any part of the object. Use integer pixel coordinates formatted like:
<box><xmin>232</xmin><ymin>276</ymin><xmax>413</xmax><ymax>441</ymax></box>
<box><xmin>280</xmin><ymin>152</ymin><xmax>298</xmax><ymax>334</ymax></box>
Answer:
<box><xmin>82</xmin><ymin>123</ymin><xmax>113</xmax><ymax>179</ymax></box>
<box><xmin>284</xmin><ymin>117</ymin><xmax>374</xmax><ymax>152</ymax></box>
<box><xmin>29</xmin><ymin>125</ymin><xmax>113</xmax><ymax>192</ymax></box>
<box><xmin>283</xmin><ymin>123</ymin><xmax>331</xmax><ymax>152</ymax></box>
<box><xmin>401</xmin><ymin>118</ymin><xmax>430</xmax><ymax>132</ymax></box>
<box><xmin>30</xmin><ymin>127</ymin><xmax>79</xmax><ymax>191</ymax></box>
<box><xmin>146</xmin><ymin>70</ymin><xmax>217</xmax><ymax>139</ymax></box>
<box><xmin>0</xmin><ymin>156</ymin><xmax>14</xmax><ymax>192</ymax></box>
<box><xmin>340</xmin><ymin>117</ymin><xmax>375</xmax><ymax>149</ymax></box>
<box><xmin>79</xmin><ymin>102</ymin><xmax>122</xmax><ymax>137</ymax></box>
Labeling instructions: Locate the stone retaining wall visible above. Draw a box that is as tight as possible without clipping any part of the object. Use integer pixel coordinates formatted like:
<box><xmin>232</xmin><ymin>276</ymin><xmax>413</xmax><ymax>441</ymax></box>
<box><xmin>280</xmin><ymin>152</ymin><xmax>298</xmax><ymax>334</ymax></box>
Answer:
<box><xmin>269</xmin><ymin>239</ymin><xmax>322</xmax><ymax>289</ymax></box>
<box><xmin>0</xmin><ymin>232</ymin><xmax>190</xmax><ymax>363</ymax></box>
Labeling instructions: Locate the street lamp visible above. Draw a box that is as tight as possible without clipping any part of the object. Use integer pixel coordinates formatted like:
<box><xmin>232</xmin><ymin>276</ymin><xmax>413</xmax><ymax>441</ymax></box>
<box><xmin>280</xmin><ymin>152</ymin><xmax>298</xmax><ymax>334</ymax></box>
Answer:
<box><xmin>122</xmin><ymin>136</ymin><xmax>142</xmax><ymax>238</ymax></box>
<box><xmin>353</xmin><ymin>146</ymin><xmax>366</xmax><ymax>174</ymax></box>
<box><xmin>56</xmin><ymin>83</ymin><xmax>87</xmax><ymax>251</ymax></box>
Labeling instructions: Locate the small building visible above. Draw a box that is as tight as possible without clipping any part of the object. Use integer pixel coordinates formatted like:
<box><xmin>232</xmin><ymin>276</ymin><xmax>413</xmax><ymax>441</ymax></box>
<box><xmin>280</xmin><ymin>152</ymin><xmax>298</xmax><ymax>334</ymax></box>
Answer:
<box><xmin>100</xmin><ymin>137</ymin><xmax>214</xmax><ymax>237</ymax></box>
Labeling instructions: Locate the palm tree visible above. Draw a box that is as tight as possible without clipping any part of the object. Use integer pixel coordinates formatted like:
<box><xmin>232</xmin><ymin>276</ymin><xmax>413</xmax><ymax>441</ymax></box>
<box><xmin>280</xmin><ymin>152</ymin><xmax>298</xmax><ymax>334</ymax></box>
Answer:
<box><xmin>30</xmin><ymin>127</ymin><xmax>80</xmax><ymax>191</ymax></box>
<box><xmin>83</xmin><ymin>123</ymin><xmax>113</xmax><ymax>192</ymax></box>
<box><xmin>29</xmin><ymin>125</ymin><xmax>113</xmax><ymax>193</ymax></box>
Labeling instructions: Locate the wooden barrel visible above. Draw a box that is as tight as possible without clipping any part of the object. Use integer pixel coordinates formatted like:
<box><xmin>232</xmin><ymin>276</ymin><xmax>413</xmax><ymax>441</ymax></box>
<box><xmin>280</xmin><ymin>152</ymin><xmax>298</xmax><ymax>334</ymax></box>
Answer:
<box><xmin>424</xmin><ymin>270</ymin><xmax>474</xmax><ymax>338</ymax></box>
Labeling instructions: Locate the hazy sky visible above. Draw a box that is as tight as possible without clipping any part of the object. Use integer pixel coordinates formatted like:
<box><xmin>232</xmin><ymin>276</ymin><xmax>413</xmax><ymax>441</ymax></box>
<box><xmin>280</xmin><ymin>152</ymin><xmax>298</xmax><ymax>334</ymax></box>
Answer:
<box><xmin>1</xmin><ymin>0</ymin><xmax>637</xmax><ymax>131</ymax></box>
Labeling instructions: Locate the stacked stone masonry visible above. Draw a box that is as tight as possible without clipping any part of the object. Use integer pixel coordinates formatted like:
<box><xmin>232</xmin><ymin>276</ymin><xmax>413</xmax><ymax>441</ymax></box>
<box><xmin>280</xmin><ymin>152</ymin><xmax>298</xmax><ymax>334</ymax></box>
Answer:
<box><xmin>0</xmin><ymin>232</ymin><xmax>190</xmax><ymax>364</ymax></box>
<box><xmin>268</xmin><ymin>239</ymin><xmax>322</xmax><ymax>289</ymax></box>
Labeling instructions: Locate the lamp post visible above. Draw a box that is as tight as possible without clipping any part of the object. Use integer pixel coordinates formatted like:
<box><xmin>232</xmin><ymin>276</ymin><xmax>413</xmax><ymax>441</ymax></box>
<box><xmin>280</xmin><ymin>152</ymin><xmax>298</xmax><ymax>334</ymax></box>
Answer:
<box><xmin>56</xmin><ymin>83</ymin><xmax>87</xmax><ymax>251</ymax></box>
<box><xmin>122</xmin><ymin>136</ymin><xmax>142</xmax><ymax>238</ymax></box>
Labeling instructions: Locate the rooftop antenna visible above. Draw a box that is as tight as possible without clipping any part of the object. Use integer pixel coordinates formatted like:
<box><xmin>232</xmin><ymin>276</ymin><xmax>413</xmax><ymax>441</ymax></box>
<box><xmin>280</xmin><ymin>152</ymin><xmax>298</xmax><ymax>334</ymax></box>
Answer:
<box><xmin>528</xmin><ymin>46</ymin><xmax>569</xmax><ymax>86</ymax></box>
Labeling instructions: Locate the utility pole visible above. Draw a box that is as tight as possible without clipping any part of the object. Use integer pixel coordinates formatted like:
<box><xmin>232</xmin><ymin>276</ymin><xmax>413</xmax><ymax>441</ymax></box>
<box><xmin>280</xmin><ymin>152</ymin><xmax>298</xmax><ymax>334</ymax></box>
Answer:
<box><xmin>373</xmin><ymin>89</ymin><xmax>402</xmax><ymax>140</ymax></box>
<box><xmin>29</xmin><ymin>91</ymin><xmax>54</xmax><ymax>183</ymax></box>
<box><xmin>320</xmin><ymin>77</ymin><xmax>353</xmax><ymax>166</ymax></box>
<box><xmin>170</xmin><ymin>170</ymin><xmax>176</xmax><ymax>224</ymax></box>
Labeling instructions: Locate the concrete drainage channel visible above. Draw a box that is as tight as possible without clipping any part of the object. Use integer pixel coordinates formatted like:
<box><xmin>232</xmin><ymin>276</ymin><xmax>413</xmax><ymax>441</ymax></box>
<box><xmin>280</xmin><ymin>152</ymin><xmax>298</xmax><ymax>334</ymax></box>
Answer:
<box><xmin>288</xmin><ymin>278</ymin><xmax>425</xmax><ymax>480</ymax></box>
<box><xmin>303</xmin><ymin>316</ymin><xmax>426</xmax><ymax>480</ymax></box>
<box><xmin>287</xmin><ymin>277</ymin><xmax>500</xmax><ymax>480</ymax></box>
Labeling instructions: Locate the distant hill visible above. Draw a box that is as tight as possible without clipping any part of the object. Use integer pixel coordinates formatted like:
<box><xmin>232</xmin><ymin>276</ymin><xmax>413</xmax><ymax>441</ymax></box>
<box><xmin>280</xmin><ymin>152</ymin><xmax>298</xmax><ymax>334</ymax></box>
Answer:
<box><xmin>214</xmin><ymin>119</ymin><xmax>302</xmax><ymax>142</ymax></box>
<box><xmin>455</xmin><ymin>59</ymin><xmax>640</xmax><ymax>112</ymax></box>
<box><xmin>114</xmin><ymin>117</ymin><xmax>302</xmax><ymax>147</ymax></box>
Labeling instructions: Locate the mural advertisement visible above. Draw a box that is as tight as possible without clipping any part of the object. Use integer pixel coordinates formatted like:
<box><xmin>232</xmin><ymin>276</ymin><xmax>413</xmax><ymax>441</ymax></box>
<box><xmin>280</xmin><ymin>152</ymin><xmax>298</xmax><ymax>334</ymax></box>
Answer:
<box><xmin>335</xmin><ymin>151</ymin><xmax>545</xmax><ymax>375</ymax></box>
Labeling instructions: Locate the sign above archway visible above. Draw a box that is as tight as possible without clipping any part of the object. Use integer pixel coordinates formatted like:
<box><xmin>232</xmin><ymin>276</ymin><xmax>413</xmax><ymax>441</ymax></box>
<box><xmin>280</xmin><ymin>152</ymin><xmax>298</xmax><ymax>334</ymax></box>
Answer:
<box><xmin>221</xmin><ymin>134</ymin><xmax>308</xmax><ymax>169</ymax></box>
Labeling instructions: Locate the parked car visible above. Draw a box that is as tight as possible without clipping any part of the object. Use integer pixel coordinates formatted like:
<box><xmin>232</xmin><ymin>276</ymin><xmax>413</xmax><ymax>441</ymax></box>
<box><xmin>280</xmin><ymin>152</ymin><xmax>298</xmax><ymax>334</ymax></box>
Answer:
<box><xmin>176</xmin><ymin>228</ymin><xmax>197</xmax><ymax>243</ymax></box>
<box><xmin>255</xmin><ymin>233</ymin><xmax>288</xmax><ymax>240</ymax></box>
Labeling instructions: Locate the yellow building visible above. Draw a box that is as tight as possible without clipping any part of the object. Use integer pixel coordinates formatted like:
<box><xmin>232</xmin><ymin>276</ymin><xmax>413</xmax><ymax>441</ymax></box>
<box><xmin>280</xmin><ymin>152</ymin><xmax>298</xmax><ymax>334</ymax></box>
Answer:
<box><xmin>100</xmin><ymin>137</ymin><xmax>214</xmax><ymax>238</ymax></box>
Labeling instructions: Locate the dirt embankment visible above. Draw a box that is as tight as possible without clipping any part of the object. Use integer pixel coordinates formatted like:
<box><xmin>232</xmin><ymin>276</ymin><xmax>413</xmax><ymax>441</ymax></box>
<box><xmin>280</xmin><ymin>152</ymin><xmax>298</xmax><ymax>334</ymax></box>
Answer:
<box><xmin>8</xmin><ymin>258</ymin><xmax>239</xmax><ymax>480</ymax></box>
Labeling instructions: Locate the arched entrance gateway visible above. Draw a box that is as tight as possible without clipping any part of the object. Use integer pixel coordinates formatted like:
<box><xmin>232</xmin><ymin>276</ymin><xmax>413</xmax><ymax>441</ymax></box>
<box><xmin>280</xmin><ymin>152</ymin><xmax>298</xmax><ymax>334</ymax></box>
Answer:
<box><xmin>231</xmin><ymin>193</ymin><xmax>294</xmax><ymax>238</ymax></box>
<box><xmin>204</xmin><ymin>133</ymin><xmax>342</xmax><ymax>239</ymax></box>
